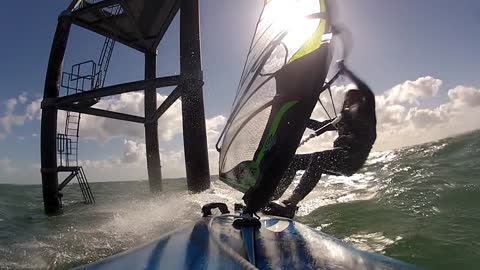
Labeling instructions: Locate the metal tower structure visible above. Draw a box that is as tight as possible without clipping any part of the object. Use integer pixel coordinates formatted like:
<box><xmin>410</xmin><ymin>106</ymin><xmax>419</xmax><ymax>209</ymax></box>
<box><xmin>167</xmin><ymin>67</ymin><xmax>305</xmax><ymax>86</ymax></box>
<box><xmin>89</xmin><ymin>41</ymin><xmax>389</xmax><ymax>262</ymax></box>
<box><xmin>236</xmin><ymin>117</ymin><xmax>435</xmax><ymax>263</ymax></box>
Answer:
<box><xmin>41</xmin><ymin>0</ymin><xmax>211</xmax><ymax>215</ymax></box>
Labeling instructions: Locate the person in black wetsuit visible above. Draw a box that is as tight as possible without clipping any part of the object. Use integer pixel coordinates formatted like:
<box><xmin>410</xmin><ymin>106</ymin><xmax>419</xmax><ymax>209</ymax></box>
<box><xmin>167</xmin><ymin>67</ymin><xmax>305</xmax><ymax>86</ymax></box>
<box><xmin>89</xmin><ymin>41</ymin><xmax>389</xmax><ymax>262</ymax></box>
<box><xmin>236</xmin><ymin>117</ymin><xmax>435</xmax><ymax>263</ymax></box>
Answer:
<box><xmin>264</xmin><ymin>66</ymin><xmax>377</xmax><ymax>218</ymax></box>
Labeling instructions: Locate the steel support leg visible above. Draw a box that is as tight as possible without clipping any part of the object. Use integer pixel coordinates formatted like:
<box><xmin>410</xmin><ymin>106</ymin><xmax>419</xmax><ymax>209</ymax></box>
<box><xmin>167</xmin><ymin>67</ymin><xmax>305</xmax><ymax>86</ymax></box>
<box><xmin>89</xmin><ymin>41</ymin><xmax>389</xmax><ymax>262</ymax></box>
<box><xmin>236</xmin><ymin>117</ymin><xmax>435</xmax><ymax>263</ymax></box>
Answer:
<box><xmin>180</xmin><ymin>0</ymin><xmax>210</xmax><ymax>192</ymax></box>
<box><xmin>41</xmin><ymin>11</ymin><xmax>73</xmax><ymax>215</ymax></box>
<box><xmin>145</xmin><ymin>52</ymin><xmax>163</xmax><ymax>192</ymax></box>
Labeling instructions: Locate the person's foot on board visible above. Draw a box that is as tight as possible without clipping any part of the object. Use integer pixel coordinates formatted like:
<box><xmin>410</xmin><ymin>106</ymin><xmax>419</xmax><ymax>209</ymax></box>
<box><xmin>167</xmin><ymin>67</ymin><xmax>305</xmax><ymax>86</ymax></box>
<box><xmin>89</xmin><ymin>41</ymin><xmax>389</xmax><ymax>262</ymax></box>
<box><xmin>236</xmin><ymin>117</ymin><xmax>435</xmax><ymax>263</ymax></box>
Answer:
<box><xmin>262</xmin><ymin>201</ymin><xmax>298</xmax><ymax>219</ymax></box>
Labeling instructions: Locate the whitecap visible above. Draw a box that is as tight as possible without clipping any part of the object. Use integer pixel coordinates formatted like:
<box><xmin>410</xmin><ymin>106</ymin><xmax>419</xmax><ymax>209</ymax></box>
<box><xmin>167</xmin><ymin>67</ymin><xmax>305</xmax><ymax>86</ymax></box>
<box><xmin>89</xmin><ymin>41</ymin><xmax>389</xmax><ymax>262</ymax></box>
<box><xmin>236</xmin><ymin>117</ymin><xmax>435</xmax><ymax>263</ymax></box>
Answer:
<box><xmin>343</xmin><ymin>232</ymin><xmax>402</xmax><ymax>254</ymax></box>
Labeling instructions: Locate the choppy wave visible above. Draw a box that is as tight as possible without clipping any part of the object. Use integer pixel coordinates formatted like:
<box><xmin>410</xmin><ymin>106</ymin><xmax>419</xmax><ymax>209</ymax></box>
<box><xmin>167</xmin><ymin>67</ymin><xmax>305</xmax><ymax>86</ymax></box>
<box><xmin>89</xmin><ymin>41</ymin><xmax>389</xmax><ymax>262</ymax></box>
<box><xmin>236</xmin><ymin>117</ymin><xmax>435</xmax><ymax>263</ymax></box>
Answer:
<box><xmin>297</xmin><ymin>130</ymin><xmax>480</xmax><ymax>269</ymax></box>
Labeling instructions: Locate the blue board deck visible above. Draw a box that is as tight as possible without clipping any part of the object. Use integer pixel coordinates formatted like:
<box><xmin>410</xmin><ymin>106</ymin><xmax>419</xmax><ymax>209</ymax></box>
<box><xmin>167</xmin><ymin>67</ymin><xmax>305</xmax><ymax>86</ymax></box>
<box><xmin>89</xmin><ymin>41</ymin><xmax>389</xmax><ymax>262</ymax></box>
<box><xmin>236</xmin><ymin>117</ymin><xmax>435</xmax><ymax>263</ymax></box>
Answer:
<box><xmin>77</xmin><ymin>214</ymin><xmax>419</xmax><ymax>270</ymax></box>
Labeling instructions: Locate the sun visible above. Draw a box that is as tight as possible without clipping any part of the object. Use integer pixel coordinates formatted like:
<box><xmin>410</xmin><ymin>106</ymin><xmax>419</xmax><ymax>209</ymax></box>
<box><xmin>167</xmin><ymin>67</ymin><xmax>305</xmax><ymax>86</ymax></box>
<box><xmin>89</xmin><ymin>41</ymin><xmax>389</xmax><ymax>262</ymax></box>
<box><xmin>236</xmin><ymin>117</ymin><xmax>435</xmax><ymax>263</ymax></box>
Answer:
<box><xmin>264</xmin><ymin>0</ymin><xmax>321</xmax><ymax>51</ymax></box>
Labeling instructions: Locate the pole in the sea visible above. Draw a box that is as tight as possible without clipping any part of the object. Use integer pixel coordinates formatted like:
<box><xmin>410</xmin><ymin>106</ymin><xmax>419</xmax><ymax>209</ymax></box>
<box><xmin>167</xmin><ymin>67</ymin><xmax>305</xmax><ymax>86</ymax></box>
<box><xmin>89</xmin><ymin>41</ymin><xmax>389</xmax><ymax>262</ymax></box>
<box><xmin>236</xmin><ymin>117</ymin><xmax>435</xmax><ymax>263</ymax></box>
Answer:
<box><xmin>180</xmin><ymin>0</ymin><xmax>211</xmax><ymax>192</ymax></box>
<box><xmin>145</xmin><ymin>52</ymin><xmax>163</xmax><ymax>192</ymax></box>
<box><xmin>40</xmin><ymin>10</ymin><xmax>72</xmax><ymax>215</ymax></box>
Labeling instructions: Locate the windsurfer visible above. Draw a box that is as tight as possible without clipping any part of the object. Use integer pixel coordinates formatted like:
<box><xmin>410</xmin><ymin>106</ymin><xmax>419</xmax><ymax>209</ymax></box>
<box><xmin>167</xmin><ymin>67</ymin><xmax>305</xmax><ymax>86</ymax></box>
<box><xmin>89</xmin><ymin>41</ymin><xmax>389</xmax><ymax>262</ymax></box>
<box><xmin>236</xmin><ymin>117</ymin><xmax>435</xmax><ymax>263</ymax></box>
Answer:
<box><xmin>264</xmin><ymin>65</ymin><xmax>377</xmax><ymax>218</ymax></box>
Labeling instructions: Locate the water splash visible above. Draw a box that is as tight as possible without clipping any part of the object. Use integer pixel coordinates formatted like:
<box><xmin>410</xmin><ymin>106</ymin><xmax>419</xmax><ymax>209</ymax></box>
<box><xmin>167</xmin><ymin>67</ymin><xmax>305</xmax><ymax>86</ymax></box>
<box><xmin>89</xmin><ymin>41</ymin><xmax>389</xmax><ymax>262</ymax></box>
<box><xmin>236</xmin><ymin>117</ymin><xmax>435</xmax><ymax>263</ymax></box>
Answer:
<box><xmin>343</xmin><ymin>232</ymin><xmax>402</xmax><ymax>254</ymax></box>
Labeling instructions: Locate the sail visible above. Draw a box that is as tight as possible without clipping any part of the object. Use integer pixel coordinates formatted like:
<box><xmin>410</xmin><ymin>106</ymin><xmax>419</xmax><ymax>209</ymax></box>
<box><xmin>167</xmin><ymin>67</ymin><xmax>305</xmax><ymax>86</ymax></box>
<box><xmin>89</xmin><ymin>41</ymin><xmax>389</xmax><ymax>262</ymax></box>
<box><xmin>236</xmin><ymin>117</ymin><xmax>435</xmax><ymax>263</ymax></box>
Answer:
<box><xmin>217</xmin><ymin>0</ymin><xmax>334</xmax><ymax>212</ymax></box>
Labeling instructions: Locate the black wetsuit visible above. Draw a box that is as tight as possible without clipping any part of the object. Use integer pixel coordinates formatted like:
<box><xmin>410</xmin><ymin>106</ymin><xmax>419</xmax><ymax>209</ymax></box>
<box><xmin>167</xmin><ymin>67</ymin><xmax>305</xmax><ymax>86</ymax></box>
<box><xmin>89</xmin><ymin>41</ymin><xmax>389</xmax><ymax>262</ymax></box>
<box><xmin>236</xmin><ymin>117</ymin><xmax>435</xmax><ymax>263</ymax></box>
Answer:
<box><xmin>273</xmin><ymin>69</ymin><xmax>377</xmax><ymax>204</ymax></box>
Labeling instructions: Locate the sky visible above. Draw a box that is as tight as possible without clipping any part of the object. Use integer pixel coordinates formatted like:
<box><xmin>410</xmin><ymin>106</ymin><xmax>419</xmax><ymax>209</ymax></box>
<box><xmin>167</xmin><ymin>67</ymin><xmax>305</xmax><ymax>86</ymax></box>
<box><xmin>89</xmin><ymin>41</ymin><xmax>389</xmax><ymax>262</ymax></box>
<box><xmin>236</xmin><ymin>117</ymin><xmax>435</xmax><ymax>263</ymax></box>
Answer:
<box><xmin>0</xmin><ymin>0</ymin><xmax>479</xmax><ymax>184</ymax></box>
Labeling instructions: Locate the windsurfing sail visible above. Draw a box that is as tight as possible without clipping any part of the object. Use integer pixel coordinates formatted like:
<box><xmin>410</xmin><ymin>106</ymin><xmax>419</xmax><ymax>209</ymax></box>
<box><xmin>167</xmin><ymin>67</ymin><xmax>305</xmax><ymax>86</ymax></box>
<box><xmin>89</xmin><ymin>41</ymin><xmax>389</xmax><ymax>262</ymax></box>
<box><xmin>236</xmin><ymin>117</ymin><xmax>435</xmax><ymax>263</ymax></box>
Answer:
<box><xmin>217</xmin><ymin>0</ymin><xmax>334</xmax><ymax>213</ymax></box>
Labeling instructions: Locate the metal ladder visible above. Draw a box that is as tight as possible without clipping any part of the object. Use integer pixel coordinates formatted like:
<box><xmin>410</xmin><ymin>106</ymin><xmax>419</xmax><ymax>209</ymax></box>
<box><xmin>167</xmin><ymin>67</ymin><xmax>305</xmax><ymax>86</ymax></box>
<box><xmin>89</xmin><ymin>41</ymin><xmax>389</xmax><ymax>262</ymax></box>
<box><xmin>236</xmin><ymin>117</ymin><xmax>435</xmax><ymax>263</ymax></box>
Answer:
<box><xmin>61</xmin><ymin>60</ymin><xmax>97</xmax><ymax>167</ymax></box>
<box><xmin>76</xmin><ymin>167</ymin><xmax>95</xmax><ymax>204</ymax></box>
<box><xmin>57</xmin><ymin>166</ymin><xmax>95</xmax><ymax>204</ymax></box>
<box><xmin>95</xmin><ymin>33</ymin><xmax>116</xmax><ymax>89</ymax></box>
<box><xmin>57</xmin><ymin>33</ymin><xmax>117</xmax><ymax>203</ymax></box>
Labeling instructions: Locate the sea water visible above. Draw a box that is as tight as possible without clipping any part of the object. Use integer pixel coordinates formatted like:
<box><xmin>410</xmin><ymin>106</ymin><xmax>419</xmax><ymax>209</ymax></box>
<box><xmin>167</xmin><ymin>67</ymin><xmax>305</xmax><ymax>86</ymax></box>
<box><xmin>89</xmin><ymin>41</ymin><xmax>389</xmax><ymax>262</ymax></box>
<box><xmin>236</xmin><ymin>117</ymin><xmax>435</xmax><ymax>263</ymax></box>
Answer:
<box><xmin>1</xmin><ymin>130</ymin><xmax>479</xmax><ymax>269</ymax></box>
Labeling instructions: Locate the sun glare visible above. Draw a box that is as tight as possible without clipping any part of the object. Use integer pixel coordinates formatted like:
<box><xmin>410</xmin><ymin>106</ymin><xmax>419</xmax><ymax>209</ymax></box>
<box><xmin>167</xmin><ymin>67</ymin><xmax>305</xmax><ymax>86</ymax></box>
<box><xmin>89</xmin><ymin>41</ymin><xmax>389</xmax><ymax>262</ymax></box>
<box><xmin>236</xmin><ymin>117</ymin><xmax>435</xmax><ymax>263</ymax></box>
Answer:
<box><xmin>264</xmin><ymin>0</ymin><xmax>321</xmax><ymax>51</ymax></box>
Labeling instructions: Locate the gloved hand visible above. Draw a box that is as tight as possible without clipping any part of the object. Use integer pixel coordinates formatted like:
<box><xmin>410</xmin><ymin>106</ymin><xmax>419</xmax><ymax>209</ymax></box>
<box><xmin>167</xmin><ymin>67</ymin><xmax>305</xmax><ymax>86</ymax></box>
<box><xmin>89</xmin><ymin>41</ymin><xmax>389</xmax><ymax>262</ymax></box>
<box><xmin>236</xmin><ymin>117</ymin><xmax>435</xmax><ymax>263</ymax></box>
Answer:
<box><xmin>262</xmin><ymin>200</ymin><xmax>298</xmax><ymax>219</ymax></box>
<box><xmin>337</xmin><ymin>60</ymin><xmax>345</xmax><ymax>73</ymax></box>
<box><xmin>281</xmin><ymin>199</ymin><xmax>296</xmax><ymax>207</ymax></box>
<box><xmin>330</xmin><ymin>114</ymin><xmax>342</xmax><ymax>128</ymax></box>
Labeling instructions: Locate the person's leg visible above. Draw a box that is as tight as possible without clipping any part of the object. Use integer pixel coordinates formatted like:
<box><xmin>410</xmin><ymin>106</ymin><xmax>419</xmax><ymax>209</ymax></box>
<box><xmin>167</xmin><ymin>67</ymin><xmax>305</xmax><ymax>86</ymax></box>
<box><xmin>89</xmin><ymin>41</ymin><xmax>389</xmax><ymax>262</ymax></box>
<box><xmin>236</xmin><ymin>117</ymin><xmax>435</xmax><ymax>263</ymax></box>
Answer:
<box><xmin>272</xmin><ymin>153</ymin><xmax>312</xmax><ymax>200</ymax></box>
<box><xmin>286</xmin><ymin>148</ymin><xmax>349</xmax><ymax>205</ymax></box>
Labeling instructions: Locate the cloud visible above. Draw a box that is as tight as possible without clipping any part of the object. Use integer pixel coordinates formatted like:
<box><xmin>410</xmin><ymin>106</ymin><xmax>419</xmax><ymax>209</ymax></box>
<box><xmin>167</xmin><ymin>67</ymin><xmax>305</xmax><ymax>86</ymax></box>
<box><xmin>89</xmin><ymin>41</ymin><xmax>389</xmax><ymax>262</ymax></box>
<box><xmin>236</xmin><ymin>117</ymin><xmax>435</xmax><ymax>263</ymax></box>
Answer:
<box><xmin>69</xmin><ymin>92</ymin><xmax>183</xmax><ymax>143</ymax></box>
<box><xmin>0</xmin><ymin>94</ymin><xmax>41</xmax><ymax>138</ymax></box>
<box><xmin>0</xmin><ymin>159</ymin><xmax>16</xmax><ymax>175</ymax></box>
<box><xmin>405</xmin><ymin>107</ymin><xmax>447</xmax><ymax>129</ymax></box>
<box><xmin>205</xmin><ymin>115</ymin><xmax>227</xmax><ymax>174</ymax></box>
<box><xmin>374</xmin><ymin>83</ymin><xmax>480</xmax><ymax>150</ymax></box>
<box><xmin>18</xmin><ymin>92</ymin><xmax>28</xmax><ymax>104</ymax></box>
<box><xmin>26</xmin><ymin>98</ymin><xmax>42</xmax><ymax>120</ymax></box>
<box><xmin>1</xmin><ymin>97</ymin><xmax>22</xmax><ymax>133</ymax></box>
<box><xmin>122</xmin><ymin>139</ymin><xmax>146</xmax><ymax>164</ymax></box>
<box><xmin>205</xmin><ymin>115</ymin><xmax>226</xmax><ymax>148</ymax></box>
<box><xmin>0</xmin><ymin>114</ymin><xmax>25</xmax><ymax>133</ymax></box>
<box><xmin>78</xmin><ymin>139</ymin><xmax>147</xmax><ymax>181</ymax></box>
<box><xmin>160</xmin><ymin>150</ymin><xmax>187</xmax><ymax>178</ymax></box>
<box><xmin>0</xmin><ymin>159</ymin><xmax>43</xmax><ymax>184</ymax></box>
<box><xmin>448</xmin><ymin>86</ymin><xmax>480</xmax><ymax>107</ymax></box>
<box><xmin>376</xmin><ymin>104</ymin><xmax>406</xmax><ymax>127</ymax></box>
<box><xmin>6</xmin><ymin>98</ymin><xmax>17</xmax><ymax>112</ymax></box>
<box><xmin>383</xmin><ymin>76</ymin><xmax>442</xmax><ymax>105</ymax></box>
<box><xmin>79</xmin><ymin>144</ymin><xmax>185</xmax><ymax>181</ymax></box>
